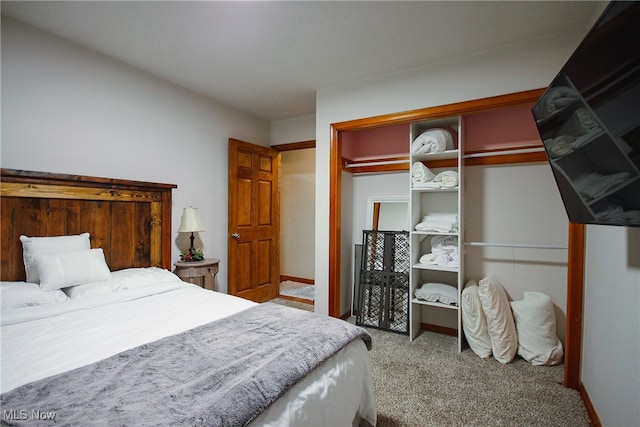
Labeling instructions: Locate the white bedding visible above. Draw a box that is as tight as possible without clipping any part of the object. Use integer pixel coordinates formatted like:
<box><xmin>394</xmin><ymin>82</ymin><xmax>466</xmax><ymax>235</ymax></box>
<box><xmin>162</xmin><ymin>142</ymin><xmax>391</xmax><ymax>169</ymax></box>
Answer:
<box><xmin>1</xmin><ymin>273</ymin><xmax>376</xmax><ymax>426</ymax></box>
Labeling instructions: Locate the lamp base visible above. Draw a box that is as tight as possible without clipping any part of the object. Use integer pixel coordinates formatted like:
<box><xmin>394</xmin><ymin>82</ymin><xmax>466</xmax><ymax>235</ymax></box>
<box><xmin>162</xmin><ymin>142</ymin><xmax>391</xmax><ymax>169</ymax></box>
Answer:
<box><xmin>180</xmin><ymin>232</ymin><xmax>204</xmax><ymax>261</ymax></box>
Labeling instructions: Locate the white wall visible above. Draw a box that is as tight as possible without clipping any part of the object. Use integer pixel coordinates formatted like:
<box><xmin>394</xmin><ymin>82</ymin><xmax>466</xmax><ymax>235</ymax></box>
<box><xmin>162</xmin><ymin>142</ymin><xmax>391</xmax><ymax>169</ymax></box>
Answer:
<box><xmin>1</xmin><ymin>17</ymin><xmax>270</xmax><ymax>292</ymax></box>
<box><xmin>581</xmin><ymin>225</ymin><xmax>640</xmax><ymax>426</ymax></box>
<box><xmin>464</xmin><ymin>163</ymin><xmax>569</xmax><ymax>343</ymax></box>
<box><xmin>270</xmin><ymin>114</ymin><xmax>315</xmax><ymax>145</ymax></box>
<box><xmin>314</xmin><ymin>31</ymin><xmax>588</xmax><ymax>316</ymax></box>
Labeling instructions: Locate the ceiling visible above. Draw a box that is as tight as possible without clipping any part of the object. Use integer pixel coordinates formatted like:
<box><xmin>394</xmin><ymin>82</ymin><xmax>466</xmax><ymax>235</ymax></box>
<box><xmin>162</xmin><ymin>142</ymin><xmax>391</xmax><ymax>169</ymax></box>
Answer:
<box><xmin>2</xmin><ymin>1</ymin><xmax>604</xmax><ymax>122</ymax></box>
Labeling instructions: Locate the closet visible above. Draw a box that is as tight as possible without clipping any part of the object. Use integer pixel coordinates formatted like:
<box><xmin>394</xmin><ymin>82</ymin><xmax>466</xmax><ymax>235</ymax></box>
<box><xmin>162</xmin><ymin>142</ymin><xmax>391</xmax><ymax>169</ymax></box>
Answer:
<box><xmin>338</xmin><ymin>90</ymin><xmax>570</xmax><ymax>353</ymax></box>
<box><xmin>408</xmin><ymin>117</ymin><xmax>464</xmax><ymax>350</ymax></box>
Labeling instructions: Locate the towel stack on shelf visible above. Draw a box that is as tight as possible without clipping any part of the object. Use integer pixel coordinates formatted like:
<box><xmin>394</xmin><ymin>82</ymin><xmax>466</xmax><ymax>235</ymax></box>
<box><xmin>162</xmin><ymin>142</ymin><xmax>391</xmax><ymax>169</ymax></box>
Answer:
<box><xmin>419</xmin><ymin>235</ymin><xmax>459</xmax><ymax>268</ymax></box>
<box><xmin>543</xmin><ymin>107</ymin><xmax>602</xmax><ymax>158</ymax></box>
<box><xmin>411</xmin><ymin>162</ymin><xmax>459</xmax><ymax>189</ymax></box>
<box><xmin>415</xmin><ymin>214</ymin><xmax>458</xmax><ymax>233</ymax></box>
<box><xmin>573</xmin><ymin>171</ymin><xmax>629</xmax><ymax>201</ymax></box>
<box><xmin>410</xmin><ymin>128</ymin><xmax>453</xmax><ymax>154</ymax></box>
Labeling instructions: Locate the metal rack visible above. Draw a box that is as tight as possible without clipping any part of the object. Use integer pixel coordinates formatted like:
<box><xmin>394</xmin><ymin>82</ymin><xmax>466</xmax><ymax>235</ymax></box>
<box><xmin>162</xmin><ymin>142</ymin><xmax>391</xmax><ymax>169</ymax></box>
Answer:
<box><xmin>356</xmin><ymin>230</ymin><xmax>410</xmax><ymax>334</ymax></box>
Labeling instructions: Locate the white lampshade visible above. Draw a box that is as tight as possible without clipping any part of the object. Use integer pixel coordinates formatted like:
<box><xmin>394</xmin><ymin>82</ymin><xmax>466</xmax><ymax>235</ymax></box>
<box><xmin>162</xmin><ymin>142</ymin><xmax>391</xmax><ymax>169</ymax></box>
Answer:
<box><xmin>178</xmin><ymin>207</ymin><xmax>205</xmax><ymax>233</ymax></box>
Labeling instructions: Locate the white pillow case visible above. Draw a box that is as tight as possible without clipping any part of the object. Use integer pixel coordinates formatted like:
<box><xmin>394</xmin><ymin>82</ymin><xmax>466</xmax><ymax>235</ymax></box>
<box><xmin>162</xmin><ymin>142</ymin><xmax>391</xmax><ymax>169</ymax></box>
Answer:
<box><xmin>460</xmin><ymin>280</ymin><xmax>492</xmax><ymax>359</ymax></box>
<box><xmin>20</xmin><ymin>233</ymin><xmax>91</xmax><ymax>284</ymax></box>
<box><xmin>0</xmin><ymin>281</ymin><xmax>68</xmax><ymax>310</ymax></box>
<box><xmin>510</xmin><ymin>291</ymin><xmax>564</xmax><ymax>366</ymax></box>
<box><xmin>35</xmin><ymin>248</ymin><xmax>111</xmax><ymax>291</ymax></box>
<box><xmin>414</xmin><ymin>282</ymin><xmax>458</xmax><ymax>306</ymax></box>
<box><xmin>477</xmin><ymin>276</ymin><xmax>518</xmax><ymax>364</ymax></box>
<box><xmin>63</xmin><ymin>267</ymin><xmax>180</xmax><ymax>299</ymax></box>
<box><xmin>107</xmin><ymin>267</ymin><xmax>181</xmax><ymax>291</ymax></box>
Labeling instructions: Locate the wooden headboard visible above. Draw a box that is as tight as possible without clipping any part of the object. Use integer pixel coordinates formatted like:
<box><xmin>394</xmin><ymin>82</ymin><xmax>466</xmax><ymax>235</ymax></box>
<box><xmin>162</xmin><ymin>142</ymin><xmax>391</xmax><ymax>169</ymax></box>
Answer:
<box><xmin>0</xmin><ymin>169</ymin><xmax>177</xmax><ymax>282</ymax></box>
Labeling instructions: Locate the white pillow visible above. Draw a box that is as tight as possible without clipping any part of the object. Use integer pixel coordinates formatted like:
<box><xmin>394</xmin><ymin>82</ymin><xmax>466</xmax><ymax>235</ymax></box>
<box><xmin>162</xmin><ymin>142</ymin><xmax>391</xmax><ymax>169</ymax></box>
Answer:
<box><xmin>414</xmin><ymin>282</ymin><xmax>458</xmax><ymax>306</ymax></box>
<box><xmin>461</xmin><ymin>280</ymin><xmax>492</xmax><ymax>359</ymax></box>
<box><xmin>477</xmin><ymin>276</ymin><xmax>518</xmax><ymax>364</ymax></box>
<box><xmin>35</xmin><ymin>248</ymin><xmax>111</xmax><ymax>291</ymax></box>
<box><xmin>510</xmin><ymin>292</ymin><xmax>564</xmax><ymax>366</ymax></box>
<box><xmin>106</xmin><ymin>267</ymin><xmax>181</xmax><ymax>291</ymax></box>
<box><xmin>20</xmin><ymin>233</ymin><xmax>91</xmax><ymax>283</ymax></box>
<box><xmin>64</xmin><ymin>267</ymin><xmax>181</xmax><ymax>299</ymax></box>
<box><xmin>0</xmin><ymin>281</ymin><xmax>68</xmax><ymax>310</ymax></box>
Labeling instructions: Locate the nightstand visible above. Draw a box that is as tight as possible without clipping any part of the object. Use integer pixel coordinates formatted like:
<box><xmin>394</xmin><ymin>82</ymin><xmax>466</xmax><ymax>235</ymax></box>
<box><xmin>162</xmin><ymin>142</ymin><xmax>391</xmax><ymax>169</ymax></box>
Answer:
<box><xmin>174</xmin><ymin>258</ymin><xmax>220</xmax><ymax>290</ymax></box>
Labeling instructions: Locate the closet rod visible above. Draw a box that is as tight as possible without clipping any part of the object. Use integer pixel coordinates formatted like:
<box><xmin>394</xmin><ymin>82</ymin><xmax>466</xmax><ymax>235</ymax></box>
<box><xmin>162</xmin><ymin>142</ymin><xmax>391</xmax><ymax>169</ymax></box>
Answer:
<box><xmin>464</xmin><ymin>241</ymin><xmax>568</xmax><ymax>250</ymax></box>
<box><xmin>463</xmin><ymin>146</ymin><xmax>545</xmax><ymax>159</ymax></box>
<box><xmin>345</xmin><ymin>159</ymin><xmax>410</xmax><ymax>168</ymax></box>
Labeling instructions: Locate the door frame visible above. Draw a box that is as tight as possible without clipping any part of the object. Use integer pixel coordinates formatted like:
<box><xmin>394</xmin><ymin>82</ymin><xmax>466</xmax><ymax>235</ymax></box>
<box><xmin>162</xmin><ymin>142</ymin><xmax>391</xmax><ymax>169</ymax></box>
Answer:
<box><xmin>328</xmin><ymin>88</ymin><xmax>585</xmax><ymax>389</ymax></box>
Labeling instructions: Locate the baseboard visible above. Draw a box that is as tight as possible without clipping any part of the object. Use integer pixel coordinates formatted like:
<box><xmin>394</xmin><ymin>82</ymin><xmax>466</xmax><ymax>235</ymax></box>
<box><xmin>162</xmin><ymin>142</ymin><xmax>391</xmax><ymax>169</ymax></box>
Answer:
<box><xmin>278</xmin><ymin>294</ymin><xmax>314</xmax><ymax>305</ymax></box>
<box><xmin>280</xmin><ymin>275</ymin><xmax>314</xmax><ymax>285</ymax></box>
<box><xmin>421</xmin><ymin>322</ymin><xmax>457</xmax><ymax>337</ymax></box>
<box><xmin>340</xmin><ymin>309</ymin><xmax>352</xmax><ymax>320</ymax></box>
<box><xmin>579</xmin><ymin>381</ymin><xmax>601</xmax><ymax>427</ymax></box>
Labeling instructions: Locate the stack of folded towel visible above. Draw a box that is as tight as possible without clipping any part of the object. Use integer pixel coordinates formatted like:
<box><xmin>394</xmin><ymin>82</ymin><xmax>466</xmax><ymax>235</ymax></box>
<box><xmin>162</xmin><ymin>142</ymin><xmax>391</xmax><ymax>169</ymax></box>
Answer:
<box><xmin>419</xmin><ymin>235</ymin><xmax>459</xmax><ymax>268</ymax></box>
<box><xmin>415</xmin><ymin>214</ymin><xmax>458</xmax><ymax>233</ymax></box>
<box><xmin>544</xmin><ymin>135</ymin><xmax>575</xmax><ymax>159</ymax></box>
<box><xmin>543</xmin><ymin>108</ymin><xmax>602</xmax><ymax>158</ymax></box>
<box><xmin>412</xmin><ymin>162</ymin><xmax>459</xmax><ymax>189</ymax></box>
<box><xmin>594</xmin><ymin>200</ymin><xmax>640</xmax><ymax>224</ymax></box>
<box><xmin>411</xmin><ymin>128</ymin><xmax>454</xmax><ymax>154</ymax></box>
<box><xmin>573</xmin><ymin>171</ymin><xmax>630</xmax><ymax>201</ymax></box>
<box><xmin>533</xmin><ymin>86</ymin><xmax>580</xmax><ymax>119</ymax></box>
<box><xmin>560</xmin><ymin>108</ymin><xmax>600</xmax><ymax>138</ymax></box>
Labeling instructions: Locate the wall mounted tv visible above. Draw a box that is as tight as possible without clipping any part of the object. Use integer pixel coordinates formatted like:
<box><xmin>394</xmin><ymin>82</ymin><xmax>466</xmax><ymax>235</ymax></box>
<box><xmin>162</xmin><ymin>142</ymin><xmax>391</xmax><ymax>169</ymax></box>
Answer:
<box><xmin>532</xmin><ymin>1</ymin><xmax>640</xmax><ymax>227</ymax></box>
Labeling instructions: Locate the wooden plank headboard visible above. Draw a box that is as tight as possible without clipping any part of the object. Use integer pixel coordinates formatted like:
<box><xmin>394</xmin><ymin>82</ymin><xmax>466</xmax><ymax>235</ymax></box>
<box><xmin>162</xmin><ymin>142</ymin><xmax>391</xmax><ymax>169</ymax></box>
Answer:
<box><xmin>0</xmin><ymin>169</ymin><xmax>177</xmax><ymax>282</ymax></box>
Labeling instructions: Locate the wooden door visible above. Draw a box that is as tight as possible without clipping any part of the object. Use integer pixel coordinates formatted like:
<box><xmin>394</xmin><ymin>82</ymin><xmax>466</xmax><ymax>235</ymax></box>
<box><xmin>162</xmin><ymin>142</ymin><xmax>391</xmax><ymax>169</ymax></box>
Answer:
<box><xmin>228</xmin><ymin>138</ymin><xmax>280</xmax><ymax>302</ymax></box>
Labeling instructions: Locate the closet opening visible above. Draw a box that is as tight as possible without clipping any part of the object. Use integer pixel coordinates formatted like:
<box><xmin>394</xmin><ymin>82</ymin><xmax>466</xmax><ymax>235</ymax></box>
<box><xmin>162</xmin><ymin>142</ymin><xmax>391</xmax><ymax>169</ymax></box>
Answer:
<box><xmin>272</xmin><ymin>140</ymin><xmax>316</xmax><ymax>308</ymax></box>
<box><xmin>328</xmin><ymin>88</ymin><xmax>585</xmax><ymax>389</ymax></box>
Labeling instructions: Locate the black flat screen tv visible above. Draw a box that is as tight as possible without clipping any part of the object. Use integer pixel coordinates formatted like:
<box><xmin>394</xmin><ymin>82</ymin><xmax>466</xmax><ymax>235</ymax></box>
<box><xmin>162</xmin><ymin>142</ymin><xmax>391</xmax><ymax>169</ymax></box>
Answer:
<box><xmin>532</xmin><ymin>1</ymin><xmax>640</xmax><ymax>227</ymax></box>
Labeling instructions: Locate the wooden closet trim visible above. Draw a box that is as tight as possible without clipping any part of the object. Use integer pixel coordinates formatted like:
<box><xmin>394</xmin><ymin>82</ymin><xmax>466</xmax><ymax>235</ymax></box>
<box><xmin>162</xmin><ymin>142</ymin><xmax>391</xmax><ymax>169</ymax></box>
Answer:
<box><xmin>329</xmin><ymin>88</ymin><xmax>584</xmax><ymax>389</ymax></box>
<box><xmin>271</xmin><ymin>140</ymin><xmax>316</xmax><ymax>151</ymax></box>
<box><xmin>566</xmin><ymin>223</ymin><xmax>585</xmax><ymax>390</ymax></box>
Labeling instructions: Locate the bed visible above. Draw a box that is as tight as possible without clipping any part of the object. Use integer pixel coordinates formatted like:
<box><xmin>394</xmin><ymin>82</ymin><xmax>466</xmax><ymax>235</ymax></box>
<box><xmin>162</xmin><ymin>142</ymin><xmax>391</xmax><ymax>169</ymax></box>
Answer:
<box><xmin>0</xmin><ymin>169</ymin><xmax>376</xmax><ymax>427</ymax></box>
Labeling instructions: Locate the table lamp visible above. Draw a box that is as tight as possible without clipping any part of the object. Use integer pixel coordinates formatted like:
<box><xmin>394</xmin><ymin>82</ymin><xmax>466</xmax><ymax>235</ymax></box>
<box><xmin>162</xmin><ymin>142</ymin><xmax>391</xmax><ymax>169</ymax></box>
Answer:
<box><xmin>178</xmin><ymin>207</ymin><xmax>205</xmax><ymax>260</ymax></box>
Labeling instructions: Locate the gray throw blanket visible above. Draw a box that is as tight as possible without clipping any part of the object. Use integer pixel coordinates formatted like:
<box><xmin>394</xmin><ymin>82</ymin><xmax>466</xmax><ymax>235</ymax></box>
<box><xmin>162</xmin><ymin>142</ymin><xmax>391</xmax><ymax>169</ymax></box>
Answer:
<box><xmin>1</xmin><ymin>302</ymin><xmax>372</xmax><ymax>427</ymax></box>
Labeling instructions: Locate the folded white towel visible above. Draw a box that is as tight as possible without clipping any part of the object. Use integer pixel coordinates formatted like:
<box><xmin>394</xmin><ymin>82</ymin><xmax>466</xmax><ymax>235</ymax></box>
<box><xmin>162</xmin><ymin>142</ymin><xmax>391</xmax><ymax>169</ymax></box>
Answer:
<box><xmin>434</xmin><ymin>170</ymin><xmax>459</xmax><ymax>188</ymax></box>
<box><xmin>411</xmin><ymin>129</ymin><xmax>454</xmax><ymax>154</ymax></box>
<box><xmin>573</xmin><ymin>172</ymin><xmax>629</xmax><ymax>200</ymax></box>
<box><xmin>421</xmin><ymin>214</ymin><xmax>458</xmax><ymax>225</ymax></box>
<box><xmin>418</xmin><ymin>235</ymin><xmax>459</xmax><ymax>267</ymax></box>
<box><xmin>415</xmin><ymin>215</ymin><xmax>458</xmax><ymax>233</ymax></box>
<box><xmin>431</xmin><ymin>235</ymin><xmax>458</xmax><ymax>252</ymax></box>
<box><xmin>533</xmin><ymin>86</ymin><xmax>579</xmax><ymax>118</ymax></box>
<box><xmin>419</xmin><ymin>252</ymin><xmax>458</xmax><ymax>268</ymax></box>
<box><xmin>544</xmin><ymin>135</ymin><xmax>575</xmax><ymax>158</ymax></box>
<box><xmin>412</xmin><ymin>162</ymin><xmax>436</xmax><ymax>183</ymax></box>
<box><xmin>413</xmin><ymin>182</ymin><xmax>441</xmax><ymax>189</ymax></box>
<box><xmin>560</xmin><ymin>107</ymin><xmax>599</xmax><ymax>137</ymax></box>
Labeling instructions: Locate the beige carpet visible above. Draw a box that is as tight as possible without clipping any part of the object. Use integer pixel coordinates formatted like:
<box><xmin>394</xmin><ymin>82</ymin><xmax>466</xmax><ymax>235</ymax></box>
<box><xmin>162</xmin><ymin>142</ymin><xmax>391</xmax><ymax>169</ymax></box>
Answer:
<box><xmin>279</xmin><ymin>280</ymin><xmax>315</xmax><ymax>301</ymax></box>
<box><xmin>364</xmin><ymin>327</ymin><xmax>590</xmax><ymax>427</ymax></box>
<box><xmin>268</xmin><ymin>297</ymin><xmax>590</xmax><ymax>426</ymax></box>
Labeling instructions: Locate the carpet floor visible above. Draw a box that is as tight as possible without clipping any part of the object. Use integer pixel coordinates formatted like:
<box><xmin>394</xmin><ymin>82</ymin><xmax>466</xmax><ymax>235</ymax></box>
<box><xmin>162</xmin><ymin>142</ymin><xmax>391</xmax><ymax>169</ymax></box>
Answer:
<box><xmin>279</xmin><ymin>280</ymin><xmax>315</xmax><ymax>301</ymax></box>
<box><xmin>268</xmin><ymin>298</ymin><xmax>590</xmax><ymax>426</ymax></box>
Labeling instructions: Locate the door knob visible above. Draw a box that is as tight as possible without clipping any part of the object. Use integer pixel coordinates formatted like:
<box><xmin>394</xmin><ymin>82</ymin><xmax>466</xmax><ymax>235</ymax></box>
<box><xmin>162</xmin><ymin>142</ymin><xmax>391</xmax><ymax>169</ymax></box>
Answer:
<box><xmin>231</xmin><ymin>233</ymin><xmax>240</xmax><ymax>239</ymax></box>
